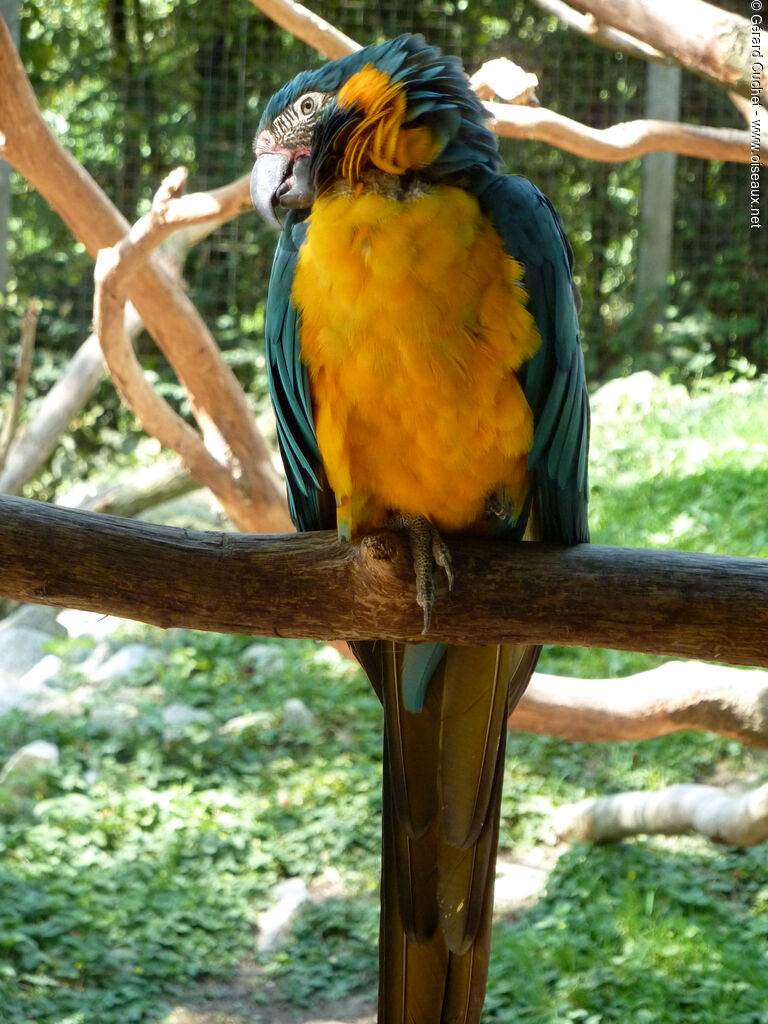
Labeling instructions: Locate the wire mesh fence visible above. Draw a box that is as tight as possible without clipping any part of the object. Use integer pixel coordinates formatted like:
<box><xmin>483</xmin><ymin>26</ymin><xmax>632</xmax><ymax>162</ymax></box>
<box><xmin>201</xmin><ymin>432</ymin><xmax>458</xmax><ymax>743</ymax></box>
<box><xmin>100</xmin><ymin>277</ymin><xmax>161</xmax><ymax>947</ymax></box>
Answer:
<box><xmin>5</xmin><ymin>0</ymin><xmax>766</xmax><ymax>397</ymax></box>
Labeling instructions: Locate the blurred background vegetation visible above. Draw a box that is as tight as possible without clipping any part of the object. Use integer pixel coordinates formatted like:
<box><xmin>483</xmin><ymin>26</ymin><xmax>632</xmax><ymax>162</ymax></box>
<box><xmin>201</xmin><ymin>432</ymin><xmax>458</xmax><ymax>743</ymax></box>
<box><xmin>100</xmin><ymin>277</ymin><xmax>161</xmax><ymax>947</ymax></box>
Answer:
<box><xmin>1</xmin><ymin>0</ymin><xmax>765</xmax><ymax>504</ymax></box>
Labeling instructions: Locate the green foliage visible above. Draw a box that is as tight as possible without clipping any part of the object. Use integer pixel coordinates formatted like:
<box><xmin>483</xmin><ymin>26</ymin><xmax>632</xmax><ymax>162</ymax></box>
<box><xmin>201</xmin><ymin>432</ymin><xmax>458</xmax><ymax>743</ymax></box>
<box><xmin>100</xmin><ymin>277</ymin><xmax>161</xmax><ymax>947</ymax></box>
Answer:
<box><xmin>1</xmin><ymin>375</ymin><xmax>768</xmax><ymax>1021</ymax></box>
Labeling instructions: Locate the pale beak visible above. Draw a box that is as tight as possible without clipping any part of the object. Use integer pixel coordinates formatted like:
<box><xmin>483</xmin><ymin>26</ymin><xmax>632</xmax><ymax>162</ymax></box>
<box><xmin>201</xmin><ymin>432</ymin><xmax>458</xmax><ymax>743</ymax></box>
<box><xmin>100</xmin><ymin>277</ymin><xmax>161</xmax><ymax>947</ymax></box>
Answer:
<box><xmin>251</xmin><ymin>152</ymin><xmax>314</xmax><ymax>231</ymax></box>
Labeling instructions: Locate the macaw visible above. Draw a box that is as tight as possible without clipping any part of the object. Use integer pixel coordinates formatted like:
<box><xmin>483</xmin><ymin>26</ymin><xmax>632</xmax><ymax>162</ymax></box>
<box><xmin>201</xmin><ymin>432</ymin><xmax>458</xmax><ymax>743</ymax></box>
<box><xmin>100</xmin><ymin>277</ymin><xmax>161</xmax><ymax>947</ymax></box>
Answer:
<box><xmin>251</xmin><ymin>34</ymin><xmax>589</xmax><ymax>1024</ymax></box>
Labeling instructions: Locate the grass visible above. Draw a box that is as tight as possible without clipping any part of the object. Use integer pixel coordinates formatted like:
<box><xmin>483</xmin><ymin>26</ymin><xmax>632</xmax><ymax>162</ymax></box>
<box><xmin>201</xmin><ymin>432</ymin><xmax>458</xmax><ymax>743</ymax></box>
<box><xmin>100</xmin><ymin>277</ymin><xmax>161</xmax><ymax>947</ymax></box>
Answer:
<box><xmin>1</xmin><ymin>373</ymin><xmax>768</xmax><ymax>1022</ymax></box>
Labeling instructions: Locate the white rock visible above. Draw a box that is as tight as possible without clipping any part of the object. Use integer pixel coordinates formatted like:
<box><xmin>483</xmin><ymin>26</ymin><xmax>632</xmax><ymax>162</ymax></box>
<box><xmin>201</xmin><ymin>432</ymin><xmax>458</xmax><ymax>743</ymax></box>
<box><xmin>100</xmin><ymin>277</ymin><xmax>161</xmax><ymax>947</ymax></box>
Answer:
<box><xmin>0</xmin><ymin>740</ymin><xmax>60</xmax><ymax>787</ymax></box>
<box><xmin>0</xmin><ymin>627</ymin><xmax>52</xmax><ymax>684</ymax></box>
<box><xmin>88</xmin><ymin>644</ymin><xmax>160</xmax><ymax>684</ymax></box>
<box><xmin>89</xmin><ymin>701</ymin><xmax>140</xmax><ymax>736</ymax></box>
<box><xmin>0</xmin><ymin>604</ymin><xmax>68</xmax><ymax>638</ymax></box>
<box><xmin>242</xmin><ymin>643</ymin><xmax>286</xmax><ymax>677</ymax></box>
<box><xmin>282</xmin><ymin>698</ymin><xmax>314</xmax><ymax>731</ymax></box>
<box><xmin>161</xmin><ymin>702</ymin><xmax>213</xmax><ymax>734</ymax></box>
<box><xmin>257</xmin><ymin>877</ymin><xmax>310</xmax><ymax>953</ymax></box>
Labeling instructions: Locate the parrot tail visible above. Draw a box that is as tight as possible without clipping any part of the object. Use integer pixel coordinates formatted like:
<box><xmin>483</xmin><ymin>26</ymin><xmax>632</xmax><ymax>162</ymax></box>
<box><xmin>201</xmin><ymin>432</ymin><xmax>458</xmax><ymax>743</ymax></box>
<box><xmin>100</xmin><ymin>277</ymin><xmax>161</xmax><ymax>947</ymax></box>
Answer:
<box><xmin>375</xmin><ymin>641</ymin><xmax>540</xmax><ymax>1024</ymax></box>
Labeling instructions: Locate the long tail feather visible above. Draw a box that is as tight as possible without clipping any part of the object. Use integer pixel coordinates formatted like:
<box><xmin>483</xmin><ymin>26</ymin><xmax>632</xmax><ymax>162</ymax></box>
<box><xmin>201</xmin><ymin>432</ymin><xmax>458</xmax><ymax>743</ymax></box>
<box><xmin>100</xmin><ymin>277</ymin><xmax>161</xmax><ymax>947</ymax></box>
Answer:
<box><xmin>376</xmin><ymin>640</ymin><xmax>539</xmax><ymax>1023</ymax></box>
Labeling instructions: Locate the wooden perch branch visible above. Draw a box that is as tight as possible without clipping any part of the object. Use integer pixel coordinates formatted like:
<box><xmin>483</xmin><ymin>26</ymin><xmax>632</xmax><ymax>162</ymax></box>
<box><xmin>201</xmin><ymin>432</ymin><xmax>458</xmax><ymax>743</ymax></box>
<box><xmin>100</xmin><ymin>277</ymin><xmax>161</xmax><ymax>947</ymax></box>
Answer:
<box><xmin>93</xmin><ymin>168</ymin><xmax>280</xmax><ymax>531</ymax></box>
<box><xmin>249</xmin><ymin>0</ymin><xmax>756</xmax><ymax>164</ymax></box>
<box><xmin>513</xmin><ymin>661</ymin><xmax>768</xmax><ymax>748</ymax></box>
<box><xmin>488</xmin><ymin>104</ymin><xmax>757</xmax><ymax>164</ymax></box>
<box><xmin>529</xmin><ymin>0</ymin><xmax>671</xmax><ymax>64</ymax></box>
<box><xmin>0</xmin><ymin>19</ymin><xmax>289</xmax><ymax>534</ymax></box>
<box><xmin>566</xmin><ymin>0</ymin><xmax>764</xmax><ymax>100</ymax></box>
<box><xmin>1</xmin><ymin>495</ymin><xmax>768</xmax><ymax>668</ymax></box>
<box><xmin>555</xmin><ymin>783</ymin><xmax>768</xmax><ymax>846</ymax></box>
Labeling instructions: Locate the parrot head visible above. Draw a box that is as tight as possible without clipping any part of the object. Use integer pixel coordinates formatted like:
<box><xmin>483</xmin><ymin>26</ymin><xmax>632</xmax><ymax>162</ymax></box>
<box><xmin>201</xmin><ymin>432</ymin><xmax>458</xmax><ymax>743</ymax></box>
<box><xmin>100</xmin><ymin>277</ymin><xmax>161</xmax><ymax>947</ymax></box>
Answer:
<box><xmin>251</xmin><ymin>34</ymin><xmax>500</xmax><ymax>229</ymax></box>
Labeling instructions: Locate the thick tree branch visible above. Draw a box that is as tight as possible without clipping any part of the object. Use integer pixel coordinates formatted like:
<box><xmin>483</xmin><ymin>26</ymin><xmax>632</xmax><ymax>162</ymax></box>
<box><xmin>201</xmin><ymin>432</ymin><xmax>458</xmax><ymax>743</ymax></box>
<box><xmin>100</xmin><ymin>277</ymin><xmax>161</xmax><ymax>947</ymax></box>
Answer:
<box><xmin>0</xmin><ymin>19</ymin><xmax>290</xmax><ymax>533</ymax></box>
<box><xmin>93</xmin><ymin>169</ymin><xmax>272</xmax><ymax>529</ymax></box>
<box><xmin>555</xmin><ymin>783</ymin><xmax>768</xmax><ymax>846</ymax></box>
<box><xmin>514</xmin><ymin>661</ymin><xmax>768</xmax><ymax>748</ymax></box>
<box><xmin>529</xmin><ymin>0</ymin><xmax>671</xmax><ymax>64</ymax></box>
<box><xmin>1</xmin><ymin>496</ymin><xmax>767</xmax><ymax>668</ymax></box>
<box><xmin>249</xmin><ymin>0</ymin><xmax>360</xmax><ymax>59</ymax></box>
<box><xmin>567</xmin><ymin>0</ymin><xmax>764</xmax><ymax>100</ymax></box>
<box><xmin>488</xmin><ymin>103</ymin><xmax>756</xmax><ymax>163</ymax></box>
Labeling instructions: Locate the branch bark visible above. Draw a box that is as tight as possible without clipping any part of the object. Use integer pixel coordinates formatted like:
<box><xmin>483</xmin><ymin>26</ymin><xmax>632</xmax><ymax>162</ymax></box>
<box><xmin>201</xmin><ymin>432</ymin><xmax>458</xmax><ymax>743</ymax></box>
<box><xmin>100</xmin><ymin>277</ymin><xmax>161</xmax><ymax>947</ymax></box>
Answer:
<box><xmin>1</xmin><ymin>496</ymin><xmax>768</xmax><ymax>668</ymax></box>
<box><xmin>0</xmin><ymin>308</ymin><xmax>141</xmax><ymax>495</ymax></box>
<box><xmin>514</xmin><ymin>661</ymin><xmax>768</xmax><ymax>747</ymax></box>
<box><xmin>529</xmin><ymin>0</ymin><xmax>671</xmax><ymax>64</ymax></box>
<box><xmin>555</xmin><ymin>783</ymin><xmax>768</xmax><ymax>846</ymax></box>
<box><xmin>566</xmin><ymin>0</ymin><xmax>765</xmax><ymax>100</ymax></box>
<box><xmin>488</xmin><ymin>103</ymin><xmax>757</xmax><ymax>164</ymax></box>
<box><xmin>0</xmin><ymin>19</ymin><xmax>290</xmax><ymax>534</ymax></box>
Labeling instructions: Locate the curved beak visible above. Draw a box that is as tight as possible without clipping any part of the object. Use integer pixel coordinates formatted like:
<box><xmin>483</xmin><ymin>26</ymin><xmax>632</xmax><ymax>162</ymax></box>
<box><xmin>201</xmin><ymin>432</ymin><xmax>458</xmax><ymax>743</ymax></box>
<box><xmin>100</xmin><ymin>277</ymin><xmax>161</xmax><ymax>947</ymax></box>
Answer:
<box><xmin>251</xmin><ymin>152</ymin><xmax>314</xmax><ymax>231</ymax></box>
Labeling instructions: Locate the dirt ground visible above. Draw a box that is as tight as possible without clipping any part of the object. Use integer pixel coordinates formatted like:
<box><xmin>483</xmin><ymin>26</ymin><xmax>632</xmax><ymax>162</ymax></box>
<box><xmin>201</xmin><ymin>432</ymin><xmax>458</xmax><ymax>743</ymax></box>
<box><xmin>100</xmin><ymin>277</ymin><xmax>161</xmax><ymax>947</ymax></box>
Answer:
<box><xmin>165</xmin><ymin>964</ymin><xmax>376</xmax><ymax>1024</ymax></box>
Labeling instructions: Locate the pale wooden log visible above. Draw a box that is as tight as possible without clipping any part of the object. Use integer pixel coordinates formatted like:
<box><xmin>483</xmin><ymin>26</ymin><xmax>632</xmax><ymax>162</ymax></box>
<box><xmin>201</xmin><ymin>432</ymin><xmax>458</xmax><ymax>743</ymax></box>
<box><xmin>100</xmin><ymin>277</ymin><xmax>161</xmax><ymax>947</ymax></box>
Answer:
<box><xmin>0</xmin><ymin>308</ymin><xmax>141</xmax><ymax>495</ymax></box>
<box><xmin>555</xmin><ymin>784</ymin><xmax>768</xmax><ymax>846</ymax></box>
<box><xmin>567</xmin><ymin>0</ymin><xmax>764</xmax><ymax>99</ymax></box>
<box><xmin>514</xmin><ymin>662</ymin><xmax>768</xmax><ymax>747</ymax></box>
<box><xmin>249</xmin><ymin>0</ymin><xmax>361</xmax><ymax>59</ymax></box>
<box><xmin>0</xmin><ymin>20</ymin><xmax>290</xmax><ymax>534</ymax></box>
<box><xmin>529</xmin><ymin>0</ymin><xmax>671</xmax><ymax>63</ymax></box>
<box><xmin>1</xmin><ymin>496</ymin><xmax>768</xmax><ymax>668</ymax></box>
<box><xmin>488</xmin><ymin>104</ymin><xmax>758</xmax><ymax>164</ymax></box>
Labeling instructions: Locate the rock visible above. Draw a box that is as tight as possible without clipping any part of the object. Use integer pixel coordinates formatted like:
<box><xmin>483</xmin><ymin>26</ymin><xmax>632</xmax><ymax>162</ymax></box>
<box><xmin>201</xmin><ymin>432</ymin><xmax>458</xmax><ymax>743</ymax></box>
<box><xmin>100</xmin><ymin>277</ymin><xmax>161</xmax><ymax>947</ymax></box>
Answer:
<box><xmin>0</xmin><ymin>740</ymin><xmax>60</xmax><ymax>788</ymax></box>
<box><xmin>493</xmin><ymin>855</ymin><xmax>556</xmax><ymax>914</ymax></box>
<box><xmin>219</xmin><ymin>710</ymin><xmax>275</xmax><ymax>735</ymax></box>
<box><xmin>0</xmin><ymin>653</ymin><xmax>65</xmax><ymax>716</ymax></box>
<box><xmin>161</xmin><ymin>702</ymin><xmax>213</xmax><ymax>737</ymax></box>
<box><xmin>282</xmin><ymin>698</ymin><xmax>314</xmax><ymax>731</ymax></box>
<box><xmin>0</xmin><ymin>627</ymin><xmax>52</xmax><ymax>684</ymax></box>
<box><xmin>89</xmin><ymin>701</ymin><xmax>141</xmax><ymax>737</ymax></box>
<box><xmin>87</xmin><ymin>644</ymin><xmax>161</xmax><ymax>684</ymax></box>
<box><xmin>242</xmin><ymin>643</ymin><xmax>285</xmax><ymax>678</ymax></box>
<box><xmin>257</xmin><ymin>877</ymin><xmax>310</xmax><ymax>953</ymax></box>
<box><xmin>0</xmin><ymin>604</ymin><xmax>68</xmax><ymax>638</ymax></box>
<box><xmin>55</xmin><ymin>609</ymin><xmax>131</xmax><ymax>640</ymax></box>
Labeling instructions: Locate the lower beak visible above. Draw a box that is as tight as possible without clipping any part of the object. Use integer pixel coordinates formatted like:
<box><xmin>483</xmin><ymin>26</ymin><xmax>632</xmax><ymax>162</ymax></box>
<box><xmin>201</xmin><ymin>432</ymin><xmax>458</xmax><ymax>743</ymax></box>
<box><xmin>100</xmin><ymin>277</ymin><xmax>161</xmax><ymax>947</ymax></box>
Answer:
<box><xmin>251</xmin><ymin>152</ymin><xmax>314</xmax><ymax>231</ymax></box>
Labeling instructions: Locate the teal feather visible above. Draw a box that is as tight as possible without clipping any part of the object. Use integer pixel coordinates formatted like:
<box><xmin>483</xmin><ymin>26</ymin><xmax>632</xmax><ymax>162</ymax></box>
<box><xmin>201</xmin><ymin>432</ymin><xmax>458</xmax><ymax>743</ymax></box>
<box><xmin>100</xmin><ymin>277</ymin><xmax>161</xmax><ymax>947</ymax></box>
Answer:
<box><xmin>401</xmin><ymin>643</ymin><xmax>447</xmax><ymax>713</ymax></box>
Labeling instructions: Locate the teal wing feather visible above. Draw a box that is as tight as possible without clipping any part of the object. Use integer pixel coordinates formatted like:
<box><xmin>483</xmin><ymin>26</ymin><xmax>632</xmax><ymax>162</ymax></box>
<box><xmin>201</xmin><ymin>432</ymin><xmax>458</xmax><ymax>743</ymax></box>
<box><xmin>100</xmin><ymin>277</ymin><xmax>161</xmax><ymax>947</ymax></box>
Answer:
<box><xmin>264</xmin><ymin>210</ymin><xmax>332</xmax><ymax>532</ymax></box>
<box><xmin>476</xmin><ymin>174</ymin><xmax>590</xmax><ymax>545</ymax></box>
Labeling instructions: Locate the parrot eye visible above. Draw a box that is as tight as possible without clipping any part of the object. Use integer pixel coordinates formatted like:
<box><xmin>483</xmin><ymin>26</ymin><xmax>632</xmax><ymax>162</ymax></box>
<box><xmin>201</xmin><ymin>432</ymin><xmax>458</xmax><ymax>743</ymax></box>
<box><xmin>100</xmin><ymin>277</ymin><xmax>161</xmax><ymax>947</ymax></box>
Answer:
<box><xmin>296</xmin><ymin>93</ymin><xmax>321</xmax><ymax>118</ymax></box>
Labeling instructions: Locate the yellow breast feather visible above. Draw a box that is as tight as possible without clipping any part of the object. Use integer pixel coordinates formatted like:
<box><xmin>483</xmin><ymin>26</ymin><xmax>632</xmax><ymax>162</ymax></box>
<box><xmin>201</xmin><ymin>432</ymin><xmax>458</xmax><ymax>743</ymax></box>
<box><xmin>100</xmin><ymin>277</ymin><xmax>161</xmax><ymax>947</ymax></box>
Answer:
<box><xmin>292</xmin><ymin>184</ymin><xmax>540</xmax><ymax>539</ymax></box>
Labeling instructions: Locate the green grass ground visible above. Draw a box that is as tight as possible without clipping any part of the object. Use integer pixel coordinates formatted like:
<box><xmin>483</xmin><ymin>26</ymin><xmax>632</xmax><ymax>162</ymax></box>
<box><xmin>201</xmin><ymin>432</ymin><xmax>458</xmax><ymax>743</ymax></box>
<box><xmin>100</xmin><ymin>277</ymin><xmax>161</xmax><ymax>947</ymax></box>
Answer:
<box><xmin>1</xmin><ymin>374</ymin><xmax>768</xmax><ymax>1023</ymax></box>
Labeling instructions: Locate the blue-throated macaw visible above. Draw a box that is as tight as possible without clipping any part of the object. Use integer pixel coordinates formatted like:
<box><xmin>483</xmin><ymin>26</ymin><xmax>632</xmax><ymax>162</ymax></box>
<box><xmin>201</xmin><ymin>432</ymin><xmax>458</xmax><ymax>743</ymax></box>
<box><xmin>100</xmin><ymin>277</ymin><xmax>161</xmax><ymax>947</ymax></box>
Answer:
<box><xmin>251</xmin><ymin>34</ymin><xmax>589</xmax><ymax>1024</ymax></box>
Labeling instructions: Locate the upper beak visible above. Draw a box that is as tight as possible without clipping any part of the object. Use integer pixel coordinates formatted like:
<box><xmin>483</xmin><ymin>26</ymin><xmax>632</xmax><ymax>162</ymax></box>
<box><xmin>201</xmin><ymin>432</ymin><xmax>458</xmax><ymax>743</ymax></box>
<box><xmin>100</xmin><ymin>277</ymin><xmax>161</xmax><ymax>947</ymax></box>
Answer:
<box><xmin>251</xmin><ymin>152</ymin><xmax>314</xmax><ymax>231</ymax></box>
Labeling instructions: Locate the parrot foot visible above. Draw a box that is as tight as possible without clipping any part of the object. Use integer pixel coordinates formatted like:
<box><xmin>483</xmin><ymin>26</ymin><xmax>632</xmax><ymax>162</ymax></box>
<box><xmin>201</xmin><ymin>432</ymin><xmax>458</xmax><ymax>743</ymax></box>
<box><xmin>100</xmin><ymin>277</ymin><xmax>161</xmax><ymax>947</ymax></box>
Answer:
<box><xmin>386</xmin><ymin>513</ymin><xmax>453</xmax><ymax>634</ymax></box>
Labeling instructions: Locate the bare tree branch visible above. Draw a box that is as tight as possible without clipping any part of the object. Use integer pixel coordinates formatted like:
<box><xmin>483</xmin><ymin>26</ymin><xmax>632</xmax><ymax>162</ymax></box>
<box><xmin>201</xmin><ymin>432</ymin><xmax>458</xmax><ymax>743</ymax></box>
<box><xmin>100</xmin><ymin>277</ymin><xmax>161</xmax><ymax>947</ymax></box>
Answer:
<box><xmin>566</xmin><ymin>0</ymin><xmax>764</xmax><ymax>100</ymax></box>
<box><xmin>514</xmin><ymin>661</ymin><xmax>768</xmax><ymax>748</ymax></box>
<box><xmin>0</xmin><ymin>308</ymin><xmax>141</xmax><ymax>495</ymax></box>
<box><xmin>0</xmin><ymin>299</ymin><xmax>39</xmax><ymax>472</ymax></box>
<box><xmin>0</xmin><ymin>19</ymin><xmax>290</xmax><ymax>533</ymax></box>
<box><xmin>1</xmin><ymin>495</ymin><xmax>768</xmax><ymax>670</ymax></box>
<box><xmin>250</xmin><ymin>0</ymin><xmax>360</xmax><ymax>59</ymax></box>
<box><xmin>555</xmin><ymin>782</ymin><xmax>768</xmax><ymax>846</ymax></box>
<box><xmin>488</xmin><ymin>103</ymin><xmax>757</xmax><ymax>163</ymax></box>
<box><xmin>528</xmin><ymin>0</ymin><xmax>671</xmax><ymax>64</ymax></box>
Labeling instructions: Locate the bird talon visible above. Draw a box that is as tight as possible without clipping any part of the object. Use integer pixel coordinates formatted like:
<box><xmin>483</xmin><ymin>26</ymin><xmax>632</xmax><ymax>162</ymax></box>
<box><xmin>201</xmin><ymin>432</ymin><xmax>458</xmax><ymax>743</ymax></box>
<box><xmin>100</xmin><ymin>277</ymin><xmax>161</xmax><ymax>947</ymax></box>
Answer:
<box><xmin>386</xmin><ymin>513</ymin><xmax>451</xmax><ymax>632</ymax></box>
